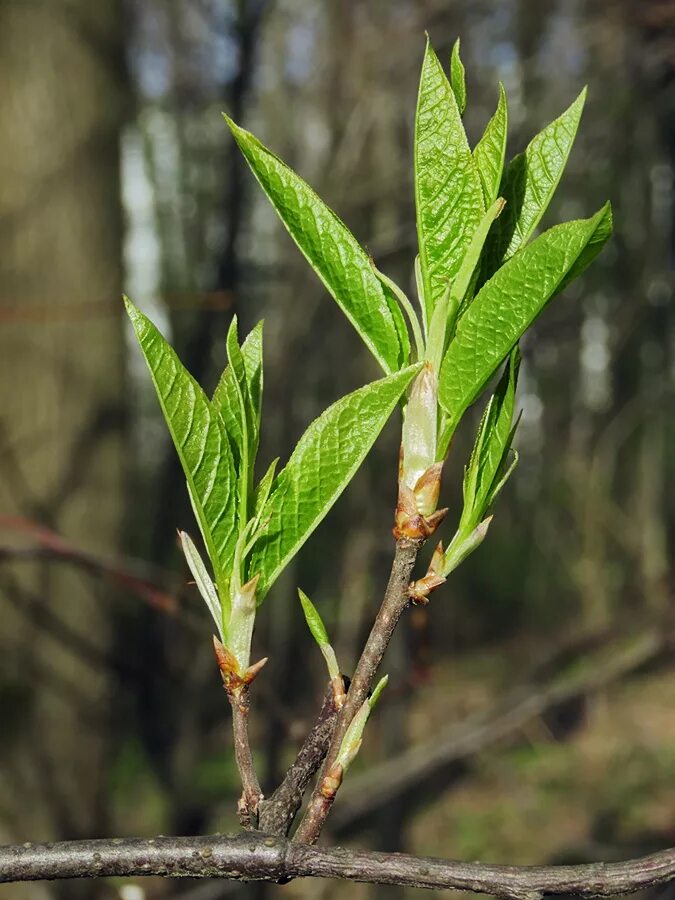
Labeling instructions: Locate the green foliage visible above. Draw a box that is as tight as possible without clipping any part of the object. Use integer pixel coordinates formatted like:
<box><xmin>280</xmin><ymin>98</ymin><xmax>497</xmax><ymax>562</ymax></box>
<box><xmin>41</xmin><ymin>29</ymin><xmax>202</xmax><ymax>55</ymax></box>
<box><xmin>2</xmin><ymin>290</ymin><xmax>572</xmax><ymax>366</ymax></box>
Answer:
<box><xmin>483</xmin><ymin>89</ymin><xmax>587</xmax><ymax>274</ymax></box>
<box><xmin>125</xmin><ymin>298</ymin><xmax>239</xmax><ymax>617</ymax></box>
<box><xmin>298</xmin><ymin>588</ymin><xmax>340</xmax><ymax>681</ymax></box>
<box><xmin>129</xmin><ymin>35</ymin><xmax>612</xmax><ymax>692</ymax></box>
<box><xmin>250</xmin><ymin>364</ymin><xmax>421</xmax><ymax>599</ymax></box>
<box><xmin>223</xmin><ymin>116</ymin><xmax>409</xmax><ymax>375</ymax></box>
<box><xmin>414</xmin><ymin>40</ymin><xmax>484</xmax><ymax>327</ymax></box>
<box><xmin>473</xmin><ymin>84</ymin><xmax>508</xmax><ymax>208</ymax></box>
<box><xmin>438</xmin><ymin>205</ymin><xmax>611</xmax><ymax>442</ymax></box>
<box><xmin>127</xmin><ymin>292</ymin><xmax>417</xmax><ymax>664</ymax></box>
<box><xmin>450</xmin><ymin>38</ymin><xmax>467</xmax><ymax>115</ymax></box>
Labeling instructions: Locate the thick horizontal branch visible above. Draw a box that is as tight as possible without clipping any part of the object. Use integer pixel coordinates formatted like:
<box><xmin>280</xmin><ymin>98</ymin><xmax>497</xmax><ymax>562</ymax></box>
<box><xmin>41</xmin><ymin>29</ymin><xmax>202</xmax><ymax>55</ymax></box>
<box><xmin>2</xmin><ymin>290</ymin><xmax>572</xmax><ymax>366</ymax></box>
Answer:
<box><xmin>2</xmin><ymin>832</ymin><xmax>675</xmax><ymax>899</ymax></box>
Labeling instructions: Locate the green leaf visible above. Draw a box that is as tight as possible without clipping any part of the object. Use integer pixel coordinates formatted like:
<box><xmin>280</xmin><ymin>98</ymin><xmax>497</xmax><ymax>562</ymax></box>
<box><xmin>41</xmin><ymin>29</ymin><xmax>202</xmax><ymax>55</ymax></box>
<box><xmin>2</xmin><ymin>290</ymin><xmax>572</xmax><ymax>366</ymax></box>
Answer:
<box><xmin>336</xmin><ymin>674</ymin><xmax>388</xmax><ymax>772</ymax></box>
<box><xmin>414</xmin><ymin>40</ymin><xmax>484</xmax><ymax>324</ymax></box>
<box><xmin>224</xmin><ymin>116</ymin><xmax>409</xmax><ymax>374</ymax></box>
<box><xmin>461</xmin><ymin>349</ymin><xmax>519</xmax><ymax>527</ymax></box>
<box><xmin>125</xmin><ymin>298</ymin><xmax>238</xmax><ymax>615</ymax></box>
<box><xmin>453</xmin><ymin>197</ymin><xmax>506</xmax><ymax>313</ymax></box>
<box><xmin>250</xmin><ymin>364</ymin><xmax>421</xmax><ymax>599</ymax></box>
<box><xmin>298</xmin><ymin>588</ymin><xmax>330</xmax><ymax>647</ymax></box>
<box><xmin>253</xmin><ymin>457</ymin><xmax>279</xmax><ymax>519</ymax></box>
<box><xmin>439</xmin><ymin>205</ymin><xmax>611</xmax><ymax>431</ymax></box>
<box><xmin>179</xmin><ymin>531</ymin><xmax>223</xmax><ymax>640</ymax></box>
<box><xmin>450</xmin><ymin>38</ymin><xmax>466</xmax><ymax>115</ymax></box>
<box><xmin>486</xmin><ymin>88</ymin><xmax>587</xmax><ymax>271</ymax></box>
<box><xmin>298</xmin><ymin>588</ymin><xmax>340</xmax><ymax>681</ymax></box>
<box><xmin>557</xmin><ymin>202</ymin><xmax>613</xmax><ymax>292</ymax></box>
<box><xmin>473</xmin><ymin>83</ymin><xmax>508</xmax><ymax>208</ymax></box>
<box><xmin>212</xmin><ymin>320</ymin><xmax>263</xmax><ymax>468</ymax></box>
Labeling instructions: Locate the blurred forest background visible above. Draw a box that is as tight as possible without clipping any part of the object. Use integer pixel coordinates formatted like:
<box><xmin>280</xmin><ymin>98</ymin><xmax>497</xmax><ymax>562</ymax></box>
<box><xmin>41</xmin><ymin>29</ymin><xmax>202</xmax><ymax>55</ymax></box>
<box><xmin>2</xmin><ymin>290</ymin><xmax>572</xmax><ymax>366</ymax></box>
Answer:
<box><xmin>1</xmin><ymin>1</ymin><xmax>674</xmax><ymax>899</ymax></box>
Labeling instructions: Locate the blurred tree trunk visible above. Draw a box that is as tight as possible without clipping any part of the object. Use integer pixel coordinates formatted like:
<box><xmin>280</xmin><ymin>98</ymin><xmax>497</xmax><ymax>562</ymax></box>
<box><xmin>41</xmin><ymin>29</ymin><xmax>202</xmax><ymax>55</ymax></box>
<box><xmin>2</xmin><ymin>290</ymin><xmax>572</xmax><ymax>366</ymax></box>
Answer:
<box><xmin>0</xmin><ymin>0</ymin><xmax>128</xmax><ymax>894</ymax></box>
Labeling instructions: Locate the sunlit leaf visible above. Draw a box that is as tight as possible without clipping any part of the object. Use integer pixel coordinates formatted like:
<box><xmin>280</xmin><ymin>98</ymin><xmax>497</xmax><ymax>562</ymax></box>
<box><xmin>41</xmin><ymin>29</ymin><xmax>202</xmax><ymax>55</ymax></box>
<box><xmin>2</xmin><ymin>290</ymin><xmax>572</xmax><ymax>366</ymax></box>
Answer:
<box><xmin>414</xmin><ymin>40</ymin><xmax>484</xmax><ymax>324</ymax></box>
<box><xmin>224</xmin><ymin>116</ymin><xmax>409</xmax><ymax>374</ymax></box>
<box><xmin>125</xmin><ymin>298</ymin><xmax>238</xmax><ymax>610</ymax></box>
<box><xmin>439</xmin><ymin>205</ymin><xmax>612</xmax><ymax>433</ymax></box>
<box><xmin>250</xmin><ymin>364</ymin><xmax>421</xmax><ymax>599</ymax></box>
<box><xmin>473</xmin><ymin>83</ymin><xmax>508</xmax><ymax>208</ymax></box>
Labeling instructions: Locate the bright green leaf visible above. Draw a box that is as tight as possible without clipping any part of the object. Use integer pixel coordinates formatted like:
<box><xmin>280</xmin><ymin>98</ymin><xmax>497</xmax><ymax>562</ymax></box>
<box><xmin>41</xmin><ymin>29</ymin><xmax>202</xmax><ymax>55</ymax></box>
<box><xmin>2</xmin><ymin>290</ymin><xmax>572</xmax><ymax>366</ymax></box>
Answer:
<box><xmin>439</xmin><ymin>205</ymin><xmax>611</xmax><ymax>432</ymax></box>
<box><xmin>415</xmin><ymin>40</ymin><xmax>484</xmax><ymax>324</ymax></box>
<box><xmin>212</xmin><ymin>320</ymin><xmax>263</xmax><ymax>468</ymax></box>
<box><xmin>125</xmin><ymin>298</ymin><xmax>239</xmax><ymax>610</ymax></box>
<box><xmin>473</xmin><ymin>83</ymin><xmax>508</xmax><ymax>208</ymax></box>
<box><xmin>298</xmin><ymin>588</ymin><xmax>330</xmax><ymax>647</ymax></box>
<box><xmin>485</xmin><ymin>88</ymin><xmax>587</xmax><ymax>272</ymax></box>
<box><xmin>557</xmin><ymin>202</ymin><xmax>613</xmax><ymax>292</ymax></box>
<box><xmin>250</xmin><ymin>364</ymin><xmax>421</xmax><ymax>599</ymax></box>
<box><xmin>224</xmin><ymin>116</ymin><xmax>409</xmax><ymax>374</ymax></box>
<box><xmin>253</xmin><ymin>457</ymin><xmax>279</xmax><ymax>519</ymax></box>
<box><xmin>460</xmin><ymin>349</ymin><xmax>519</xmax><ymax>527</ymax></box>
<box><xmin>450</xmin><ymin>38</ymin><xmax>466</xmax><ymax>115</ymax></box>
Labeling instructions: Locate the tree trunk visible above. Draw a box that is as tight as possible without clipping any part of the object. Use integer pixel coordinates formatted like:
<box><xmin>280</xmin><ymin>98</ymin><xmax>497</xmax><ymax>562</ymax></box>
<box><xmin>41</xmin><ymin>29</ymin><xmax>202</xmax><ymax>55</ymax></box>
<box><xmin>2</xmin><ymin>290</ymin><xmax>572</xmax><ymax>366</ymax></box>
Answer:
<box><xmin>0</xmin><ymin>1</ymin><xmax>128</xmax><ymax>895</ymax></box>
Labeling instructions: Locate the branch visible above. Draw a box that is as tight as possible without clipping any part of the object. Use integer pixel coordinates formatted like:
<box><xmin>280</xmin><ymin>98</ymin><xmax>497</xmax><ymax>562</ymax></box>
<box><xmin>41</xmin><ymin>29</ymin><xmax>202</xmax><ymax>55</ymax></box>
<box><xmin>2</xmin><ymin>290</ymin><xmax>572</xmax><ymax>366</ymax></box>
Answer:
<box><xmin>228</xmin><ymin>689</ymin><xmax>262</xmax><ymax>828</ymax></box>
<box><xmin>2</xmin><ymin>832</ymin><xmax>675</xmax><ymax>898</ymax></box>
<box><xmin>258</xmin><ymin>684</ymin><xmax>340</xmax><ymax>835</ymax></box>
<box><xmin>295</xmin><ymin>536</ymin><xmax>422</xmax><ymax>844</ymax></box>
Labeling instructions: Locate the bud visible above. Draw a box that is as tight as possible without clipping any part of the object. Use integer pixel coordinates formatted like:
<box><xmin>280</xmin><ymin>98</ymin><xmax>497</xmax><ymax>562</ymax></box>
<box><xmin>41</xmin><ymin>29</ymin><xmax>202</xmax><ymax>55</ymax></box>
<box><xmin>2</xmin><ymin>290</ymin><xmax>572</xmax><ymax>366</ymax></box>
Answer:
<box><xmin>408</xmin><ymin>542</ymin><xmax>447</xmax><ymax>603</ymax></box>
<box><xmin>401</xmin><ymin>364</ymin><xmax>437</xmax><ymax>494</ymax></box>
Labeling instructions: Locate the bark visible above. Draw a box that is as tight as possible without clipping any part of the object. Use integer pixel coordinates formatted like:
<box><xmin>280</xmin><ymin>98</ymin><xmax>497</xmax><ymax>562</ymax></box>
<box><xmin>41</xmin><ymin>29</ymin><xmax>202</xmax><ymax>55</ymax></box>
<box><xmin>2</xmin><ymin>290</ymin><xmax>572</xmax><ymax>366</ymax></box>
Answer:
<box><xmin>1</xmin><ymin>832</ymin><xmax>675</xmax><ymax>899</ymax></box>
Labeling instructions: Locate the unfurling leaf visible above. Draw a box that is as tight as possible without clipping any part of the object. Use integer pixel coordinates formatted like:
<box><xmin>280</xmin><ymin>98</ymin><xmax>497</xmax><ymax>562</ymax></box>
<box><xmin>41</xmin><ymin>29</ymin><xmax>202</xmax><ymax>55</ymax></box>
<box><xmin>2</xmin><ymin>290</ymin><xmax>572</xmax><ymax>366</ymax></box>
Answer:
<box><xmin>414</xmin><ymin>40</ymin><xmax>484</xmax><ymax>324</ymax></box>
<box><xmin>473</xmin><ymin>83</ymin><xmax>508</xmax><ymax>208</ymax></box>
<box><xmin>450</xmin><ymin>38</ymin><xmax>467</xmax><ymax>115</ymax></box>
<box><xmin>212</xmin><ymin>319</ymin><xmax>263</xmax><ymax>476</ymax></box>
<box><xmin>224</xmin><ymin>116</ymin><xmax>409</xmax><ymax>374</ymax></box>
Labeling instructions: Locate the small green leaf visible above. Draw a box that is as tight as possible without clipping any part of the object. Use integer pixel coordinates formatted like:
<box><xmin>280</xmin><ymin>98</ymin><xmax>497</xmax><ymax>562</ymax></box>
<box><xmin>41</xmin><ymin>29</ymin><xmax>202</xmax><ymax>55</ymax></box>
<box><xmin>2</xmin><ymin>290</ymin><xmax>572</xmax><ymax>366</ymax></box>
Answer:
<box><xmin>473</xmin><ymin>83</ymin><xmax>508</xmax><ymax>208</ymax></box>
<box><xmin>224</xmin><ymin>116</ymin><xmax>409</xmax><ymax>374</ymax></box>
<box><xmin>253</xmin><ymin>457</ymin><xmax>279</xmax><ymax>519</ymax></box>
<box><xmin>485</xmin><ymin>88</ymin><xmax>587</xmax><ymax>271</ymax></box>
<box><xmin>250</xmin><ymin>364</ymin><xmax>421</xmax><ymax>599</ymax></box>
<box><xmin>226</xmin><ymin>317</ymin><xmax>254</xmax><ymax>525</ymax></box>
<box><xmin>125</xmin><ymin>298</ymin><xmax>238</xmax><ymax>611</ymax></box>
<box><xmin>452</xmin><ymin>197</ymin><xmax>506</xmax><ymax>315</ymax></box>
<box><xmin>557</xmin><ymin>202</ymin><xmax>613</xmax><ymax>292</ymax></box>
<box><xmin>298</xmin><ymin>588</ymin><xmax>341</xmax><ymax>681</ymax></box>
<box><xmin>336</xmin><ymin>674</ymin><xmax>388</xmax><ymax>771</ymax></box>
<box><xmin>460</xmin><ymin>349</ymin><xmax>519</xmax><ymax>526</ymax></box>
<box><xmin>450</xmin><ymin>38</ymin><xmax>466</xmax><ymax>115</ymax></box>
<box><xmin>179</xmin><ymin>531</ymin><xmax>223</xmax><ymax>640</ymax></box>
<box><xmin>475</xmin><ymin>349</ymin><xmax>519</xmax><ymax>510</ymax></box>
<box><xmin>369</xmin><ymin>674</ymin><xmax>389</xmax><ymax>709</ymax></box>
<box><xmin>415</xmin><ymin>40</ymin><xmax>484</xmax><ymax>324</ymax></box>
<box><xmin>439</xmin><ymin>205</ymin><xmax>611</xmax><ymax>432</ymax></box>
<box><xmin>212</xmin><ymin>320</ymin><xmax>263</xmax><ymax>469</ymax></box>
<box><xmin>298</xmin><ymin>587</ymin><xmax>330</xmax><ymax>647</ymax></box>
<box><xmin>441</xmin><ymin>517</ymin><xmax>492</xmax><ymax>577</ymax></box>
